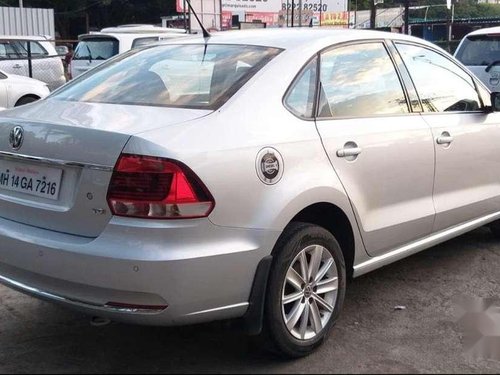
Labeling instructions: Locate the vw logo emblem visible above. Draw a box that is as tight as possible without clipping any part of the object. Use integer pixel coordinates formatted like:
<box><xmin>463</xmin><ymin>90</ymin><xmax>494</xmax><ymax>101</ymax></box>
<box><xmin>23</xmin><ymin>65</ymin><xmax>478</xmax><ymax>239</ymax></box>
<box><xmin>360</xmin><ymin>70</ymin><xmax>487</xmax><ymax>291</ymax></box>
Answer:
<box><xmin>9</xmin><ymin>126</ymin><xmax>24</xmax><ymax>150</ymax></box>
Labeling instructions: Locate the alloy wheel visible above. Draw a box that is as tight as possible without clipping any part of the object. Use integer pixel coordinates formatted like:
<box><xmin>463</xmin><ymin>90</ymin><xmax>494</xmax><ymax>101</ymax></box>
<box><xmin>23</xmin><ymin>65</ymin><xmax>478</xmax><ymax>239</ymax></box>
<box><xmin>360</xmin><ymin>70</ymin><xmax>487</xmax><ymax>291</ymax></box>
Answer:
<box><xmin>281</xmin><ymin>245</ymin><xmax>339</xmax><ymax>341</ymax></box>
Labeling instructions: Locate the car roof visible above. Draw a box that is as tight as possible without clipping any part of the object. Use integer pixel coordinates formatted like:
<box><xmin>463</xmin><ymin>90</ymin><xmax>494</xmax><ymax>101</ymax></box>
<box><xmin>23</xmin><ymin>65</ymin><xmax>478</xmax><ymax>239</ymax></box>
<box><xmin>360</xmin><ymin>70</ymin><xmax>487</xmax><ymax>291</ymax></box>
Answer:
<box><xmin>465</xmin><ymin>26</ymin><xmax>500</xmax><ymax>37</ymax></box>
<box><xmin>159</xmin><ymin>28</ymin><xmax>439</xmax><ymax>54</ymax></box>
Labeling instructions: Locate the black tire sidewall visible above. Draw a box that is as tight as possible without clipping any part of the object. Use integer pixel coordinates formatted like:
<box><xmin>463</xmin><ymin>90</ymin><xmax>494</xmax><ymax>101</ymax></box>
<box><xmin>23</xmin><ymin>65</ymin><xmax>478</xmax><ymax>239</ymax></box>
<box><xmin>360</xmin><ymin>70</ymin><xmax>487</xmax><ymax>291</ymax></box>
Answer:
<box><xmin>15</xmin><ymin>96</ymin><xmax>38</xmax><ymax>107</ymax></box>
<box><xmin>264</xmin><ymin>223</ymin><xmax>346</xmax><ymax>358</ymax></box>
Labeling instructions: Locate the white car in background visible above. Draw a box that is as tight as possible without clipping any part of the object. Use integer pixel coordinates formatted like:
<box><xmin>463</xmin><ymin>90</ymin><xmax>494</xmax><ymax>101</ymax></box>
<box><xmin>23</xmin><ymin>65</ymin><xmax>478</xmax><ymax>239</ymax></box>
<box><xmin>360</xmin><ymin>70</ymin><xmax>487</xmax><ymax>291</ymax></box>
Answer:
<box><xmin>0</xmin><ymin>36</ymin><xmax>66</xmax><ymax>91</ymax></box>
<box><xmin>0</xmin><ymin>69</ymin><xmax>49</xmax><ymax>109</ymax></box>
<box><xmin>455</xmin><ymin>26</ymin><xmax>500</xmax><ymax>91</ymax></box>
<box><xmin>70</xmin><ymin>25</ymin><xmax>188</xmax><ymax>79</ymax></box>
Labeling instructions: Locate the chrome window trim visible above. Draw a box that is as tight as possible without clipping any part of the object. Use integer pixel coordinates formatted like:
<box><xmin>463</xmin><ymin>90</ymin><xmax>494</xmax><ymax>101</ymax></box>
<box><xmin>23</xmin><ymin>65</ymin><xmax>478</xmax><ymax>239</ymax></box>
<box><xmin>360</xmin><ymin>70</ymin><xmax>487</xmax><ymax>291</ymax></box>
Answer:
<box><xmin>315</xmin><ymin>111</ymin><xmax>423</xmax><ymax>122</ymax></box>
<box><xmin>0</xmin><ymin>151</ymin><xmax>113</xmax><ymax>172</ymax></box>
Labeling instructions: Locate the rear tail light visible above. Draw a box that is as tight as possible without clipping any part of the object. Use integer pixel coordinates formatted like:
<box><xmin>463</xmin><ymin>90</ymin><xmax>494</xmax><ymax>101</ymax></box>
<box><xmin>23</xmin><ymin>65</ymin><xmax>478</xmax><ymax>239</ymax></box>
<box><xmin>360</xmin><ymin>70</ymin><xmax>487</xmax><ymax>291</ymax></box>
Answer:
<box><xmin>107</xmin><ymin>154</ymin><xmax>214</xmax><ymax>219</ymax></box>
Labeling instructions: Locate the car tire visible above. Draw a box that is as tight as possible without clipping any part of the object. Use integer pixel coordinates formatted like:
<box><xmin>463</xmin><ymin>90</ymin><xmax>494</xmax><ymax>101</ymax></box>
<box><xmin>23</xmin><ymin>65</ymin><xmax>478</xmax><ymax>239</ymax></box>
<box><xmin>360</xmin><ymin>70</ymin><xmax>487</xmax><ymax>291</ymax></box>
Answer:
<box><xmin>261</xmin><ymin>222</ymin><xmax>346</xmax><ymax>358</ymax></box>
<box><xmin>15</xmin><ymin>96</ymin><xmax>39</xmax><ymax>107</ymax></box>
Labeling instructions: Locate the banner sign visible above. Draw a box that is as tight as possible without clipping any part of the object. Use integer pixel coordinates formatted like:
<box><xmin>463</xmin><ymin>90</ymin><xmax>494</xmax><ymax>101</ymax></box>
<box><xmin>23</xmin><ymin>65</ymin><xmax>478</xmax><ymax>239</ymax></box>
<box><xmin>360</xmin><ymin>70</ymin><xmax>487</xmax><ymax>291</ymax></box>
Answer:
<box><xmin>245</xmin><ymin>11</ymin><xmax>279</xmax><ymax>24</ymax></box>
<box><xmin>178</xmin><ymin>0</ymin><xmax>347</xmax><ymax>15</ymax></box>
<box><xmin>321</xmin><ymin>11</ymin><xmax>348</xmax><ymax>26</ymax></box>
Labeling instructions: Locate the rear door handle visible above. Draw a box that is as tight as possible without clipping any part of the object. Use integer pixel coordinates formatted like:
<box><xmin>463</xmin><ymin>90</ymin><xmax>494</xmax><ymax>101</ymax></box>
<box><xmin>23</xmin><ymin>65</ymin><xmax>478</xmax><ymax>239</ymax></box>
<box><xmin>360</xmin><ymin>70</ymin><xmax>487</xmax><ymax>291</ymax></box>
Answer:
<box><xmin>437</xmin><ymin>132</ymin><xmax>453</xmax><ymax>145</ymax></box>
<box><xmin>12</xmin><ymin>64</ymin><xmax>22</xmax><ymax>69</ymax></box>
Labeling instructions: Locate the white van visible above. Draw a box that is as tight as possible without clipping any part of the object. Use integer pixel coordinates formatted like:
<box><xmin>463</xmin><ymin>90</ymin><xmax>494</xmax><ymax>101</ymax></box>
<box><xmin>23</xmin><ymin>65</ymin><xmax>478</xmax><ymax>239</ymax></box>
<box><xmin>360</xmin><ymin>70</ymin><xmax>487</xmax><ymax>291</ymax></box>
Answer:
<box><xmin>70</xmin><ymin>25</ymin><xmax>188</xmax><ymax>79</ymax></box>
<box><xmin>0</xmin><ymin>35</ymin><xmax>66</xmax><ymax>91</ymax></box>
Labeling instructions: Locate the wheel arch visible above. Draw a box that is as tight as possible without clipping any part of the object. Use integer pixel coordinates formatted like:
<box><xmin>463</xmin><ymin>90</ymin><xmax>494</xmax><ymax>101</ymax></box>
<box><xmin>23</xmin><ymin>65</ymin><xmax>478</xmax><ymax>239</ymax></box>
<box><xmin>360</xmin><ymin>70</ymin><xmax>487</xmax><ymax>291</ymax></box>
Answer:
<box><xmin>245</xmin><ymin>202</ymin><xmax>358</xmax><ymax>338</ymax></box>
<box><xmin>14</xmin><ymin>94</ymin><xmax>41</xmax><ymax>107</ymax></box>
<box><xmin>278</xmin><ymin>202</ymin><xmax>356</xmax><ymax>279</ymax></box>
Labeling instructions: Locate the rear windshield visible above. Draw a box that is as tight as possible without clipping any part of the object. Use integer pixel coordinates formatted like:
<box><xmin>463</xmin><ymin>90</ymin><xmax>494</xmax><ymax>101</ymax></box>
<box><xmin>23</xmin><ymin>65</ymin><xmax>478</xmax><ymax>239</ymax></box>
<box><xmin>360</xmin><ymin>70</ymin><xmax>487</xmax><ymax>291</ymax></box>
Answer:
<box><xmin>456</xmin><ymin>35</ymin><xmax>500</xmax><ymax>66</ymax></box>
<box><xmin>53</xmin><ymin>44</ymin><xmax>282</xmax><ymax>109</ymax></box>
<box><xmin>74</xmin><ymin>38</ymin><xmax>119</xmax><ymax>61</ymax></box>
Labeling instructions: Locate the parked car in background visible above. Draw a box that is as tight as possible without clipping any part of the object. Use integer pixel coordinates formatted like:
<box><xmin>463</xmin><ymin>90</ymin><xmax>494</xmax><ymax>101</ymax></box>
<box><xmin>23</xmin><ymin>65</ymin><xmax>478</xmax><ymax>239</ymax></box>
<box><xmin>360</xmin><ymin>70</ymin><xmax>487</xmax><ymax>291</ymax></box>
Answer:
<box><xmin>0</xmin><ymin>69</ymin><xmax>49</xmax><ymax>108</ymax></box>
<box><xmin>1</xmin><ymin>29</ymin><xmax>500</xmax><ymax>358</ymax></box>
<box><xmin>0</xmin><ymin>36</ymin><xmax>66</xmax><ymax>91</ymax></box>
<box><xmin>70</xmin><ymin>24</ymin><xmax>188</xmax><ymax>79</ymax></box>
<box><xmin>455</xmin><ymin>26</ymin><xmax>500</xmax><ymax>91</ymax></box>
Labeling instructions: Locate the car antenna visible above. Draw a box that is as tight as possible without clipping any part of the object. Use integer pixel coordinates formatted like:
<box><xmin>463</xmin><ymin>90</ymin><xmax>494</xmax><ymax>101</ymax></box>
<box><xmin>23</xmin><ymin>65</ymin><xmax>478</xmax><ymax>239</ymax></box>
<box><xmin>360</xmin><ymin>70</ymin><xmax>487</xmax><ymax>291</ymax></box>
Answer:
<box><xmin>184</xmin><ymin>0</ymin><xmax>211</xmax><ymax>39</ymax></box>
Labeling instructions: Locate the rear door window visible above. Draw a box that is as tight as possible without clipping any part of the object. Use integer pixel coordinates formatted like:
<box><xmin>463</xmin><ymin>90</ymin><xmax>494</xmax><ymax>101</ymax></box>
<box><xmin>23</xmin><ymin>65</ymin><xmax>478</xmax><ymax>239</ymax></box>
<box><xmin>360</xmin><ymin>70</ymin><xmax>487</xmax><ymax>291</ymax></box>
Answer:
<box><xmin>0</xmin><ymin>42</ymin><xmax>19</xmax><ymax>59</ymax></box>
<box><xmin>74</xmin><ymin>38</ymin><xmax>119</xmax><ymax>61</ymax></box>
<box><xmin>12</xmin><ymin>41</ymin><xmax>49</xmax><ymax>57</ymax></box>
<box><xmin>318</xmin><ymin>42</ymin><xmax>409</xmax><ymax>118</ymax></box>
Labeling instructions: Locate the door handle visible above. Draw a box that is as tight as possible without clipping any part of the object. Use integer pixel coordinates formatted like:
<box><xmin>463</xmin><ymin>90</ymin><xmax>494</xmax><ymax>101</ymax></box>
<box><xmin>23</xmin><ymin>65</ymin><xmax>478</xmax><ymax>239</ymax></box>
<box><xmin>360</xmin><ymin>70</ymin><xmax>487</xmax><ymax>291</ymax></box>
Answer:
<box><xmin>12</xmin><ymin>64</ymin><xmax>22</xmax><ymax>69</ymax></box>
<box><xmin>437</xmin><ymin>132</ymin><xmax>453</xmax><ymax>145</ymax></box>
<box><xmin>337</xmin><ymin>148</ymin><xmax>362</xmax><ymax>158</ymax></box>
<box><xmin>337</xmin><ymin>142</ymin><xmax>362</xmax><ymax>159</ymax></box>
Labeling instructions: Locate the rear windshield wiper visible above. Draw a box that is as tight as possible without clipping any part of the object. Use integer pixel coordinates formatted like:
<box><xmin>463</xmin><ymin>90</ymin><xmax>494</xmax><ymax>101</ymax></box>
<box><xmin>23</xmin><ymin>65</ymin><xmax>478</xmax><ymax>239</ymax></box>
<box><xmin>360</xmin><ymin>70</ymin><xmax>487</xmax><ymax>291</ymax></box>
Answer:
<box><xmin>86</xmin><ymin>45</ymin><xmax>93</xmax><ymax>63</ymax></box>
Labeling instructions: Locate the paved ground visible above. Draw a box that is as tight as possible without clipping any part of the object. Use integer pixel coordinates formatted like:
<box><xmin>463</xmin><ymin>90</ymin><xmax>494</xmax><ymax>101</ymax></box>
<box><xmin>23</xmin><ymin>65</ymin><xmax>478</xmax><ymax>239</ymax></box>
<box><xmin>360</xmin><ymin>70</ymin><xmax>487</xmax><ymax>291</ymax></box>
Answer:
<box><xmin>1</xmin><ymin>227</ymin><xmax>500</xmax><ymax>374</ymax></box>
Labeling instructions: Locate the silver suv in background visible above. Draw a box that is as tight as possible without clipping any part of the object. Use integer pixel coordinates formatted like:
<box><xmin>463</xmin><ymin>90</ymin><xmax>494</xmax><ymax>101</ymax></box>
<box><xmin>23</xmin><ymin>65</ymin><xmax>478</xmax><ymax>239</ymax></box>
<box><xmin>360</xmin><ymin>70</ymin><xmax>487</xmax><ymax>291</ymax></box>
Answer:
<box><xmin>70</xmin><ymin>25</ymin><xmax>188</xmax><ymax>79</ymax></box>
<box><xmin>0</xmin><ymin>36</ymin><xmax>66</xmax><ymax>91</ymax></box>
<box><xmin>455</xmin><ymin>26</ymin><xmax>500</xmax><ymax>91</ymax></box>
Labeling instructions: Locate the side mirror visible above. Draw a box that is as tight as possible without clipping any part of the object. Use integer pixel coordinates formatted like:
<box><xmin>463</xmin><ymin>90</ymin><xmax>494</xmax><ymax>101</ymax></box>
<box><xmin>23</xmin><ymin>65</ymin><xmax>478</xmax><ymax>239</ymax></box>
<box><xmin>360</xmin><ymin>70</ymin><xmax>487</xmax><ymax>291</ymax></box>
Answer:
<box><xmin>491</xmin><ymin>92</ymin><xmax>500</xmax><ymax>112</ymax></box>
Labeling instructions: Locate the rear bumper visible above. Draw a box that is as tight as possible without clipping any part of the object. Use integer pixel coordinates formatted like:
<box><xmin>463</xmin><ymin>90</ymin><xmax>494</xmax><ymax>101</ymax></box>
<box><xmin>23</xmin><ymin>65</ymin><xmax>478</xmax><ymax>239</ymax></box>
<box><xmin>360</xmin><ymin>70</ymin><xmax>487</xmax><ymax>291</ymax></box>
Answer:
<box><xmin>46</xmin><ymin>76</ymin><xmax>67</xmax><ymax>91</ymax></box>
<box><xmin>0</xmin><ymin>216</ymin><xmax>280</xmax><ymax>326</ymax></box>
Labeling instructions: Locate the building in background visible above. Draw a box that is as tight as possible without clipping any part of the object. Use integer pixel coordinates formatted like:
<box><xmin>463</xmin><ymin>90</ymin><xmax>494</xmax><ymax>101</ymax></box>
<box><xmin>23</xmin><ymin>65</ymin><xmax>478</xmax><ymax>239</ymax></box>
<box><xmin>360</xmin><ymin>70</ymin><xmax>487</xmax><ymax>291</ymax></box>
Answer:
<box><xmin>352</xmin><ymin>7</ymin><xmax>405</xmax><ymax>30</ymax></box>
<box><xmin>176</xmin><ymin>0</ymin><xmax>349</xmax><ymax>30</ymax></box>
<box><xmin>0</xmin><ymin>6</ymin><xmax>55</xmax><ymax>37</ymax></box>
<box><xmin>176</xmin><ymin>0</ymin><xmax>223</xmax><ymax>32</ymax></box>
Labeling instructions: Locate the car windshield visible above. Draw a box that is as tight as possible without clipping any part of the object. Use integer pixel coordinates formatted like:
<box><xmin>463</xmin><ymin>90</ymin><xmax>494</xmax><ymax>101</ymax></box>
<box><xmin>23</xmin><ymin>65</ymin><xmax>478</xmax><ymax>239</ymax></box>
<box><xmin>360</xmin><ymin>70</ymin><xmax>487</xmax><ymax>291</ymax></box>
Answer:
<box><xmin>52</xmin><ymin>44</ymin><xmax>282</xmax><ymax>109</ymax></box>
<box><xmin>73</xmin><ymin>38</ymin><xmax>119</xmax><ymax>61</ymax></box>
<box><xmin>456</xmin><ymin>34</ymin><xmax>500</xmax><ymax>66</ymax></box>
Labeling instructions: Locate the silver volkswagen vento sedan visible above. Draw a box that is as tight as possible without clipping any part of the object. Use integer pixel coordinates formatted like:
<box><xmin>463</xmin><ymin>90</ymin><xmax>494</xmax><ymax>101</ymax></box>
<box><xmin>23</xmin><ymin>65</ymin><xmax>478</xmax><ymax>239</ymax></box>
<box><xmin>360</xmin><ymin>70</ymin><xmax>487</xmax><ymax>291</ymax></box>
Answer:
<box><xmin>0</xmin><ymin>29</ymin><xmax>500</xmax><ymax>357</ymax></box>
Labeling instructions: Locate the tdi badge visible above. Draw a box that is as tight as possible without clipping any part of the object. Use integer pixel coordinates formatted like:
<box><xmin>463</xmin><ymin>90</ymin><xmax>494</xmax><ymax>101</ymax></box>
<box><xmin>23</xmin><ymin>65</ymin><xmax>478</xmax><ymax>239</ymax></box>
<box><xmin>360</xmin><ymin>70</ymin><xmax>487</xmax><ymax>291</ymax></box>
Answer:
<box><xmin>256</xmin><ymin>148</ymin><xmax>284</xmax><ymax>185</ymax></box>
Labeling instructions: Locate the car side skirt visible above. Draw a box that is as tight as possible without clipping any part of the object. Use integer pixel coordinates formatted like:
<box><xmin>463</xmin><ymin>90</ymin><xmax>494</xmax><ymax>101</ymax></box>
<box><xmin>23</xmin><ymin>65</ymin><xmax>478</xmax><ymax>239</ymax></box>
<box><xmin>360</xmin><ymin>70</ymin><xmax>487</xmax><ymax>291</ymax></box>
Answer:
<box><xmin>353</xmin><ymin>211</ymin><xmax>500</xmax><ymax>277</ymax></box>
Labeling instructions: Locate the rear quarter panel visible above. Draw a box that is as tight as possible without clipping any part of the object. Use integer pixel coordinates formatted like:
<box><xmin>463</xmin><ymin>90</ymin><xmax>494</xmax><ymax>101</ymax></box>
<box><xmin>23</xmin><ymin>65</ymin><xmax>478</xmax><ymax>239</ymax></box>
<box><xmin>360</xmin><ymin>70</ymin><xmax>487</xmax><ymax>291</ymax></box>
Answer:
<box><xmin>124</xmin><ymin>50</ymin><xmax>369</xmax><ymax>263</ymax></box>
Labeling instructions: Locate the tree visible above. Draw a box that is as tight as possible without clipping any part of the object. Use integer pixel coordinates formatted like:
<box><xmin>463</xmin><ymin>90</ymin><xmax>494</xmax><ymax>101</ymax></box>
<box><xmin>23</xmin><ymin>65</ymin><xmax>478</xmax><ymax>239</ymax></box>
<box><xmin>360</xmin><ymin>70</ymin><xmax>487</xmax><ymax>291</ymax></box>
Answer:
<box><xmin>370</xmin><ymin>0</ymin><xmax>376</xmax><ymax>28</ymax></box>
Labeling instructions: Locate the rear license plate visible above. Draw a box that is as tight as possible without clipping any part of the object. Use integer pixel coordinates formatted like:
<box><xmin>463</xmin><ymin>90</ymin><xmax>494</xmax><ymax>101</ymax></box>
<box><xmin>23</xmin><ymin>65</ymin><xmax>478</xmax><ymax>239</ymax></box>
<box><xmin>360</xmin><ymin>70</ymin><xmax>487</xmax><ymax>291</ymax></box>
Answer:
<box><xmin>0</xmin><ymin>160</ymin><xmax>63</xmax><ymax>200</ymax></box>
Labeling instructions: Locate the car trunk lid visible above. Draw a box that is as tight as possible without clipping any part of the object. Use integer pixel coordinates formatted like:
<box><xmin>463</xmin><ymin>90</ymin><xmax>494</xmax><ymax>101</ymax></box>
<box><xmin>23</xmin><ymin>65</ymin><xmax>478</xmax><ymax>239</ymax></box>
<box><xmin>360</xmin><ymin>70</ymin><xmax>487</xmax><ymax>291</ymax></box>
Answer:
<box><xmin>0</xmin><ymin>99</ymin><xmax>210</xmax><ymax>237</ymax></box>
